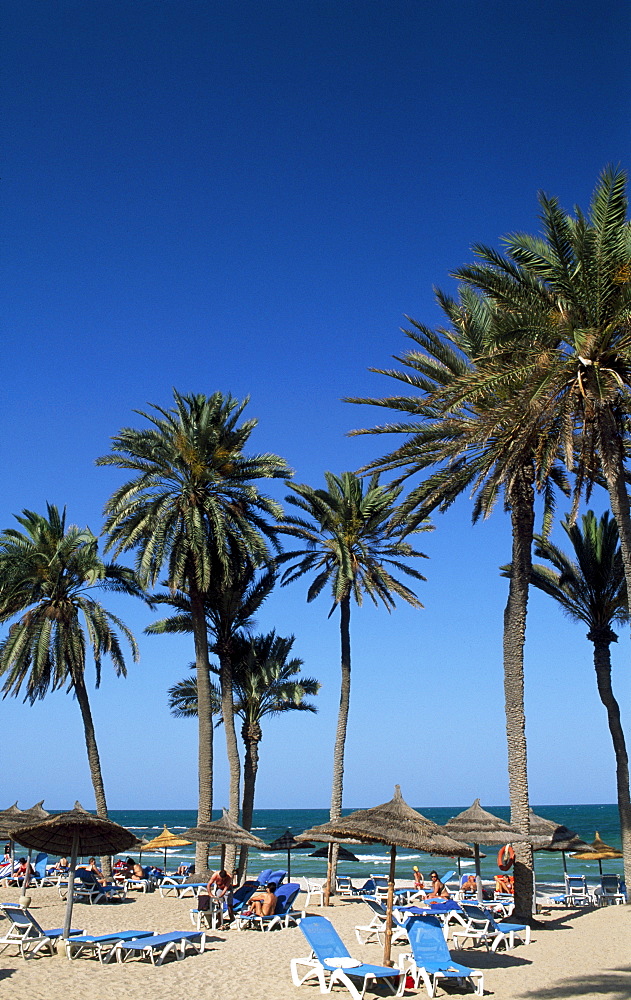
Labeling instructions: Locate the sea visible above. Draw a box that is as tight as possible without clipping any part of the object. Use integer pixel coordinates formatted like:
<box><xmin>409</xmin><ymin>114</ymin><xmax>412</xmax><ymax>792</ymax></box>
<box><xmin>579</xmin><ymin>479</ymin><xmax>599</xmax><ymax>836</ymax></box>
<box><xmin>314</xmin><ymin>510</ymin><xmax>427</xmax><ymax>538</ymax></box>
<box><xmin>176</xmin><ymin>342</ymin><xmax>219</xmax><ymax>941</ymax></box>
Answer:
<box><xmin>104</xmin><ymin>803</ymin><xmax>622</xmax><ymax>885</ymax></box>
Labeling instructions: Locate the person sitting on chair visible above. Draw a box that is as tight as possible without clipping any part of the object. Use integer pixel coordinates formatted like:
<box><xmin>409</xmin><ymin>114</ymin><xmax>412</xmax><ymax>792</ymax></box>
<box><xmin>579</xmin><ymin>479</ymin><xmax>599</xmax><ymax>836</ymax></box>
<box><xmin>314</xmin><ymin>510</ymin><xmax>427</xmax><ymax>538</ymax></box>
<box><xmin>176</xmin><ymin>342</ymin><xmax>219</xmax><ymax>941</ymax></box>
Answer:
<box><xmin>243</xmin><ymin>881</ymin><xmax>277</xmax><ymax>917</ymax></box>
<box><xmin>79</xmin><ymin>857</ymin><xmax>107</xmax><ymax>885</ymax></box>
<box><xmin>494</xmin><ymin>873</ymin><xmax>514</xmax><ymax>894</ymax></box>
<box><xmin>462</xmin><ymin>874</ymin><xmax>477</xmax><ymax>895</ymax></box>
<box><xmin>425</xmin><ymin>870</ymin><xmax>450</xmax><ymax>900</ymax></box>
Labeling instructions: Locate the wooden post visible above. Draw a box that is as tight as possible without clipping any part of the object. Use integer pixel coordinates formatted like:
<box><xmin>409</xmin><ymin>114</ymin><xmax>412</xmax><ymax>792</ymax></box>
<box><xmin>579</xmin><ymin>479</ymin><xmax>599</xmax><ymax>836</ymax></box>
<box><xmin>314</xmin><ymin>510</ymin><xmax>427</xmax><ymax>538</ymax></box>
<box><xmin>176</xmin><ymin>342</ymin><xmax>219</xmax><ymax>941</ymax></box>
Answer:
<box><xmin>62</xmin><ymin>830</ymin><xmax>80</xmax><ymax>939</ymax></box>
<box><xmin>382</xmin><ymin>845</ymin><xmax>397</xmax><ymax>967</ymax></box>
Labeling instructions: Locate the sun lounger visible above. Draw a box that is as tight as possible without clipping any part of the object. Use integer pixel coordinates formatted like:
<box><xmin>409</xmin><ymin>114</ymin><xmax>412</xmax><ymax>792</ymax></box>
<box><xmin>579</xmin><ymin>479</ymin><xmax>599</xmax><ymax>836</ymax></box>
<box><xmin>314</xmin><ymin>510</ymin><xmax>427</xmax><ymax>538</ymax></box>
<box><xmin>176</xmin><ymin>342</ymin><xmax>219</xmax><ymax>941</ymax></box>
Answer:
<box><xmin>62</xmin><ymin>869</ymin><xmax>126</xmax><ymax>904</ymax></box>
<box><xmin>0</xmin><ymin>903</ymin><xmax>83</xmax><ymax>959</ymax></box>
<box><xmin>355</xmin><ymin>897</ymin><xmax>409</xmax><ymax>947</ymax></box>
<box><xmin>236</xmin><ymin>882</ymin><xmax>303</xmax><ymax>931</ymax></box>
<box><xmin>65</xmin><ymin>930</ymin><xmax>154</xmax><ymax>962</ymax></box>
<box><xmin>595</xmin><ymin>874</ymin><xmax>626</xmax><ymax>906</ymax></box>
<box><xmin>115</xmin><ymin>930</ymin><xmax>206</xmax><ymax>965</ymax></box>
<box><xmin>451</xmin><ymin>902</ymin><xmax>530</xmax><ymax>951</ymax></box>
<box><xmin>158</xmin><ymin>877</ymin><xmax>207</xmax><ymax>898</ymax></box>
<box><xmin>291</xmin><ymin>914</ymin><xmax>400</xmax><ymax>1000</ymax></box>
<box><xmin>397</xmin><ymin>915</ymin><xmax>483</xmax><ymax>997</ymax></box>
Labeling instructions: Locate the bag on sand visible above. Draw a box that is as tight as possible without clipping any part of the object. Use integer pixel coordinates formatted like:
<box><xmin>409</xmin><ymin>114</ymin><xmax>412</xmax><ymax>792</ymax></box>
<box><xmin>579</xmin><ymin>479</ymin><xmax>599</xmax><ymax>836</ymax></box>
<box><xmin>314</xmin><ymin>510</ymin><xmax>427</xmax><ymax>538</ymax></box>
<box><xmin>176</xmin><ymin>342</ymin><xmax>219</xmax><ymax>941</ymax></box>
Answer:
<box><xmin>197</xmin><ymin>894</ymin><xmax>210</xmax><ymax>911</ymax></box>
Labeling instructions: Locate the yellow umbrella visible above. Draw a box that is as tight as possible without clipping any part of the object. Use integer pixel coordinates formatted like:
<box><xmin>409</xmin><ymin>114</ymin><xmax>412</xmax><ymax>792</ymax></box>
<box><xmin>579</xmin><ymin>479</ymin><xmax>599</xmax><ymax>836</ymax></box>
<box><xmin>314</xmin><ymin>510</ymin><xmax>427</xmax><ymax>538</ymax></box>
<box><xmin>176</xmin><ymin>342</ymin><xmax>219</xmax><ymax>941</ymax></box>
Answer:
<box><xmin>570</xmin><ymin>832</ymin><xmax>623</xmax><ymax>875</ymax></box>
<box><xmin>140</xmin><ymin>826</ymin><xmax>193</xmax><ymax>872</ymax></box>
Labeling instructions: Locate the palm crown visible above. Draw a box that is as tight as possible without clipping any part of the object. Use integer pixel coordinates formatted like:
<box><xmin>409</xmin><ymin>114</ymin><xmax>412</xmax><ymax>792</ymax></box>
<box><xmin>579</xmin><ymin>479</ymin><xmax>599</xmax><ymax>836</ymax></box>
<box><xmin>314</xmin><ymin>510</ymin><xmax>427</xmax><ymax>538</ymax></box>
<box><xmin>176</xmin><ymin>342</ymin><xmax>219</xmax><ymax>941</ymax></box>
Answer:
<box><xmin>279</xmin><ymin>471</ymin><xmax>428</xmax><ymax>611</ymax></box>
<box><xmin>0</xmin><ymin>504</ymin><xmax>140</xmax><ymax>701</ymax></box>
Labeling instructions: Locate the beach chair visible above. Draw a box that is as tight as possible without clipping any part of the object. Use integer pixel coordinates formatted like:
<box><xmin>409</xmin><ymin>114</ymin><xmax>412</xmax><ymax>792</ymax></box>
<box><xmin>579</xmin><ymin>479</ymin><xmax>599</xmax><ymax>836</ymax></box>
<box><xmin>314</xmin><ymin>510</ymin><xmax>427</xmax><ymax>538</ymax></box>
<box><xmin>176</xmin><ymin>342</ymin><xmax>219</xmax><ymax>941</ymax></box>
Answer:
<box><xmin>256</xmin><ymin>868</ymin><xmax>274</xmax><ymax>884</ymax></box>
<box><xmin>291</xmin><ymin>914</ymin><xmax>400</xmax><ymax>1000</ymax></box>
<box><xmin>236</xmin><ymin>882</ymin><xmax>303</xmax><ymax>931</ymax></box>
<box><xmin>354</xmin><ymin>896</ymin><xmax>409</xmax><ymax>947</ymax></box>
<box><xmin>114</xmin><ymin>929</ymin><xmax>206</xmax><ymax>965</ymax></box>
<box><xmin>564</xmin><ymin>874</ymin><xmax>592</xmax><ymax>906</ymax></box>
<box><xmin>336</xmin><ymin>875</ymin><xmax>361</xmax><ymax>897</ymax></box>
<box><xmin>65</xmin><ymin>929</ymin><xmax>154</xmax><ymax>963</ymax></box>
<box><xmin>124</xmin><ymin>865</ymin><xmax>153</xmax><ymax>893</ymax></box>
<box><xmin>396</xmin><ymin>915</ymin><xmax>483</xmax><ymax>997</ymax></box>
<box><xmin>25</xmin><ymin>852</ymin><xmax>49</xmax><ymax>887</ymax></box>
<box><xmin>70</xmin><ymin>869</ymin><xmax>127</xmax><ymax>903</ymax></box>
<box><xmin>301</xmin><ymin>877</ymin><xmax>324</xmax><ymax>907</ymax></box>
<box><xmin>268</xmin><ymin>868</ymin><xmax>288</xmax><ymax>886</ymax></box>
<box><xmin>451</xmin><ymin>902</ymin><xmax>530</xmax><ymax>951</ymax></box>
<box><xmin>158</xmin><ymin>877</ymin><xmax>207</xmax><ymax>898</ymax></box>
<box><xmin>0</xmin><ymin>903</ymin><xmax>83</xmax><ymax>959</ymax></box>
<box><xmin>596</xmin><ymin>874</ymin><xmax>626</xmax><ymax>906</ymax></box>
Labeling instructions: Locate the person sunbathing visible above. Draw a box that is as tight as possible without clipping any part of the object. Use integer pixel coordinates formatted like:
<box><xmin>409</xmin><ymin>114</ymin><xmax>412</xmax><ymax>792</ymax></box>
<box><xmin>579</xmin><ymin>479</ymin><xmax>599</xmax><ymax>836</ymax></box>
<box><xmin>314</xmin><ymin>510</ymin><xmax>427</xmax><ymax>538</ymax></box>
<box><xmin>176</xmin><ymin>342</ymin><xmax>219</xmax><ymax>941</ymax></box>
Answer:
<box><xmin>494</xmin><ymin>873</ymin><xmax>514</xmax><ymax>894</ymax></box>
<box><xmin>243</xmin><ymin>881</ymin><xmax>277</xmax><ymax>917</ymax></box>
<box><xmin>462</xmin><ymin>874</ymin><xmax>477</xmax><ymax>894</ymax></box>
<box><xmin>424</xmin><ymin>870</ymin><xmax>450</xmax><ymax>900</ymax></box>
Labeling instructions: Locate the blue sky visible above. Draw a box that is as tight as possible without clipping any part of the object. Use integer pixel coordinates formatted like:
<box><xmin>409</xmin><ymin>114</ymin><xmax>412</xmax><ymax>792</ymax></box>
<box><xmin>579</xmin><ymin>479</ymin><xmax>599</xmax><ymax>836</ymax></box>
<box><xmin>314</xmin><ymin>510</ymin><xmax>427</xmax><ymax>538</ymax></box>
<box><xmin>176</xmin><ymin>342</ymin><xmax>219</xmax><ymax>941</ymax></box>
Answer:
<box><xmin>2</xmin><ymin>1</ymin><xmax>629</xmax><ymax>812</ymax></box>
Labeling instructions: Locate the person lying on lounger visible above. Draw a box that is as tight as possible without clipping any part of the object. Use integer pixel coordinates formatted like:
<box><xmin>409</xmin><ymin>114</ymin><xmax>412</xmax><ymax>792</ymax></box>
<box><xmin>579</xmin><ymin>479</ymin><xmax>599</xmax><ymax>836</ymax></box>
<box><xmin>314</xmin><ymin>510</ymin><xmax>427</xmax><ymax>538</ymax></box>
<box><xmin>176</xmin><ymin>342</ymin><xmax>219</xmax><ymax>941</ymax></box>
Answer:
<box><xmin>494</xmin><ymin>873</ymin><xmax>514</xmax><ymax>894</ymax></box>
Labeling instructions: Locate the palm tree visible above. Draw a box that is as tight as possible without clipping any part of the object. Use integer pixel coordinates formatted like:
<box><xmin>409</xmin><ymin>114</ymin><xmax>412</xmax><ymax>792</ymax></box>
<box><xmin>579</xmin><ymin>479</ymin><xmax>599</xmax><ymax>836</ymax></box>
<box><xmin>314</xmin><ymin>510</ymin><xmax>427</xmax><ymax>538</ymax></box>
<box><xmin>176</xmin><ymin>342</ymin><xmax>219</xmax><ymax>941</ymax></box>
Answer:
<box><xmin>450</xmin><ymin>167</ymin><xmax>631</xmax><ymax>892</ymax></box>
<box><xmin>0</xmin><ymin>504</ymin><xmax>141</xmax><ymax>823</ymax></box>
<box><xmin>502</xmin><ymin>510</ymin><xmax>631</xmax><ymax>887</ymax></box>
<box><xmin>168</xmin><ymin>630</ymin><xmax>319</xmax><ymax>874</ymax></box>
<box><xmin>146</xmin><ymin>553</ymin><xmax>277</xmax><ymax>873</ymax></box>
<box><xmin>348</xmin><ymin>289</ymin><xmax>568</xmax><ymax>919</ymax></box>
<box><xmin>96</xmin><ymin>389</ymin><xmax>290</xmax><ymax>869</ymax></box>
<box><xmin>279</xmin><ymin>471</ymin><xmax>428</xmax><ymax>897</ymax></box>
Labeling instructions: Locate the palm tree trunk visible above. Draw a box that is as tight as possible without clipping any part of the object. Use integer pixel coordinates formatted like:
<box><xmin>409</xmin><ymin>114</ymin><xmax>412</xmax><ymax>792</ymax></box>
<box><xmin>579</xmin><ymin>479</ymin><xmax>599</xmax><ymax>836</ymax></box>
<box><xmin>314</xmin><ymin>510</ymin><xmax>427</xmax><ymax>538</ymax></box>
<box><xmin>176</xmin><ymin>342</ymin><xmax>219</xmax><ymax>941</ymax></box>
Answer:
<box><xmin>598</xmin><ymin>409</ymin><xmax>631</xmax><ymax>616</ymax></box>
<box><xmin>504</xmin><ymin>465</ymin><xmax>534</xmax><ymax>921</ymax></box>
<box><xmin>326</xmin><ymin>594</ymin><xmax>351</xmax><ymax>904</ymax></box>
<box><xmin>72</xmin><ymin>670</ymin><xmax>111</xmax><ymax>876</ymax></box>
<box><xmin>590</xmin><ymin>627</ymin><xmax>631</xmax><ymax>896</ymax></box>
<box><xmin>237</xmin><ymin>719</ymin><xmax>261</xmax><ymax>882</ymax></box>
<box><xmin>191</xmin><ymin>587</ymin><xmax>214</xmax><ymax>873</ymax></box>
<box><xmin>217</xmin><ymin>638</ymin><xmax>241</xmax><ymax>875</ymax></box>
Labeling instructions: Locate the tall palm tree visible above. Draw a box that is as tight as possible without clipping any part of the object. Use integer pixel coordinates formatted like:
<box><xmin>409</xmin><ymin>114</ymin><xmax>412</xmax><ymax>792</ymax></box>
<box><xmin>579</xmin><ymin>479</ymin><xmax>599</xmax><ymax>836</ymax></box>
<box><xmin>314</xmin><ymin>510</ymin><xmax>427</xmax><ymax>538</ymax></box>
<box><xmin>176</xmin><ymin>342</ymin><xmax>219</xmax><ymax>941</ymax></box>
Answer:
<box><xmin>0</xmin><ymin>504</ymin><xmax>141</xmax><ymax>822</ymax></box>
<box><xmin>451</xmin><ymin>166</ymin><xmax>631</xmax><ymax>891</ymax></box>
<box><xmin>146</xmin><ymin>554</ymin><xmax>276</xmax><ymax>872</ymax></box>
<box><xmin>168</xmin><ymin>630</ymin><xmax>319</xmax><ymax>874</ymax></box>
<box><xmin>96</xmin><ymin>389</ymin><xmax>290</xmax><ymax>869</ymax></box>
<box><xmin>348</xmin><ymin>289</ymin><xmax>568</xmax><ymax>919</ymax></box>
<box><xmin>502</xmin><ymin>510</ymin><xmax>631</xmax><ymax>887</ymax></box>
<box><xmin>279</xmin><ymin>471</ymin><xmax>428</xmax><ymax>896</ymax></box>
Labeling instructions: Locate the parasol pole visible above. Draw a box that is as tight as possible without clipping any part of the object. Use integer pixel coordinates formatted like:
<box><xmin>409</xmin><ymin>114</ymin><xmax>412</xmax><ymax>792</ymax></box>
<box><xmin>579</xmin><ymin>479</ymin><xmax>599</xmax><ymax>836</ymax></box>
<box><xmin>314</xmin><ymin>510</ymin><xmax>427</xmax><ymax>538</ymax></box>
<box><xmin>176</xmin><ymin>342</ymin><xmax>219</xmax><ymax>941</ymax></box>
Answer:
<box><xmin>63</xmin><ymin>829</ymin><xmax>80</xmax><ymax>939</ymax></box>
<box><xmin>287</xmin><ymin>846</ymin><xmax>291</xmax><ymax>882</ymax></box>
<box><xmin>324</xmin><ymin>843</ymin><xmax>333</xmax><ymax>906</ymax></box>
<box><xmin>474</xmin><ymin>843</ymin><xmax>483</xmax><ymax>904</ymax></box>
<box><xmin>382</xmin><ymin>845</ymin><xmax>397</xmax><ymax>967</ymax></box>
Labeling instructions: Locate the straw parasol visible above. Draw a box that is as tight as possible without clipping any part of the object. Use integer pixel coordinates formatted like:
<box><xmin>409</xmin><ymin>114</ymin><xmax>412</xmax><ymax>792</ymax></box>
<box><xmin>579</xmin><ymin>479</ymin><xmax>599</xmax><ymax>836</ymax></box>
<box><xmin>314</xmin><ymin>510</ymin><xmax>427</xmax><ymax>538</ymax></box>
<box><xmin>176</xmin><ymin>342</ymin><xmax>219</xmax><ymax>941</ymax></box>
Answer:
<box><xmin>570</xmin><ymin>832</ymin><xmax>623</xmax><ymax>875</ymax></box>
<box><xmin>443</xmin><ymin>798</ymin><xmax>529</xmax><ymax>903</ymax></box>
<box><xmin>261</xmin><ymin>829</ymin><xmax>315</xmax><ymax>881</ymax></box>
<box><xmin>184</xmin><ymin>811</ymin><xmax>268</xmax><ymax>877</ymax></box>
<box><xmin>529</xmin><ymin>809</ymin><xmax>596</xmax><ymax>874</ymax></box>
<box><xmin>12</xmin><ymin>801</ymin><xmax>136</xmax><ymax>937</ymax></box>
<box><xmin>140</xmin><ymin>825</ymin><xmax>193</xmax><ymax>872</ymax></box>
<box><xmin>297</xmin><ymin>785</ymin><xmax>473</xmax><ymax>966</ymax></box>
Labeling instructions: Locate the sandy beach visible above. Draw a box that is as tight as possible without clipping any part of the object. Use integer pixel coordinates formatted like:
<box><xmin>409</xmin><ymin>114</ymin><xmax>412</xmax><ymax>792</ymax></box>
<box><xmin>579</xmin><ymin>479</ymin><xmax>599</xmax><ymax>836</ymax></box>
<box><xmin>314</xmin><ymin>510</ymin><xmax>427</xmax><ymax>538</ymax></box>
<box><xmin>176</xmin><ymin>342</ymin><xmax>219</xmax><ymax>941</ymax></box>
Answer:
<box><xmin>0</xmin><ymin>883</ymin><xmax>628</xmax><ymax>1000</ymax></box>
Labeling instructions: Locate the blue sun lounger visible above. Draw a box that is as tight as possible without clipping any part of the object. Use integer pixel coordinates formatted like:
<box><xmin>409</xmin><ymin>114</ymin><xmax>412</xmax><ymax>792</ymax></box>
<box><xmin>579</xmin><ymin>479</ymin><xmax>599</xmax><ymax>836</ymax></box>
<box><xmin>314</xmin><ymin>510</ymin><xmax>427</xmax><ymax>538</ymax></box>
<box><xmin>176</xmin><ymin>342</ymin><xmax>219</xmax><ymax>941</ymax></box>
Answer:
<box><xmin>114</xmin><ymin>930</ymin><xmax>206</xmax><ymax>965</ymax></box>
<box><xmin>291</xmin><ymin>914</ymin><xmax>400</xmax><ymax>1000</ymax></box>
<box><xmin>397</xmin><ymin>915</ymin><xmax>483</xmax><ymax>997</ymax></box>
<box><xmin>65</xmin><ymin>930</ymin><xmax>154</xmax><ymax>963</ymax></box>
<box><xmin>0</xmin><ymin>904</ymin><xmax>83</xmax><ymax>959</ymax></box>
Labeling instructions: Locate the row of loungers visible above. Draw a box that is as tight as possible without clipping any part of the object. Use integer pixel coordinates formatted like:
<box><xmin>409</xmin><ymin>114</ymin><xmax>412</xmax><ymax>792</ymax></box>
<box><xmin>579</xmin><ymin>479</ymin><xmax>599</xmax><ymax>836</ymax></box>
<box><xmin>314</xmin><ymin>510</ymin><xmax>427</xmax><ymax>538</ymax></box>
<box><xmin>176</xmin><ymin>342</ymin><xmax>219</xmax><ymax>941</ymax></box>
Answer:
<box><xmin>0</xmin><ymin>904</ymin><xmax>205</xmax><ymax>965</ymax></box>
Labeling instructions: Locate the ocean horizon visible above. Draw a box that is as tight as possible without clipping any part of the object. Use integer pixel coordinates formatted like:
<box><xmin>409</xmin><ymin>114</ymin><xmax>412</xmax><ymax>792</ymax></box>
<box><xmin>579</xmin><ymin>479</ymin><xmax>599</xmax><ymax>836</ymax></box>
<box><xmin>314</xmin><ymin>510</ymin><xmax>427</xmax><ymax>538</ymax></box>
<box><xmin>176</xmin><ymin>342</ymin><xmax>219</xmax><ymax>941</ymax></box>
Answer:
<box><xmin>96</xmin><ymin>802</ymin><xmax>622</xmax><ymax>883</ymax></box>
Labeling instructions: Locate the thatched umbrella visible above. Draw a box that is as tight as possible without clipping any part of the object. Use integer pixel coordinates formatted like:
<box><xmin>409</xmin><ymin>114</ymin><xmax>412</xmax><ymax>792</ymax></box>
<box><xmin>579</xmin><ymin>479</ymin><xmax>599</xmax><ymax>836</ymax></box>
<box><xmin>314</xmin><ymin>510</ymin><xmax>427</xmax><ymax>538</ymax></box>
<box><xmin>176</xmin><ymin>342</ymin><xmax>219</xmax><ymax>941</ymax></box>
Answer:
<box><xmin>261</xmin><ymin>829</ymin><xmax>315</xmax><ymax>881</ymax></box>
<box><xmin>12</xmin><ymin>801</ymin><xmax>136</xmax><ymax>937</ymax></box>
<box><xmin>296</xmin><ymin>785</ymin><xmax>473</xmax><ymax>966</ymax></box>
<box><xmin>443</xmin><ymin>798</ymin><xmax>529</xmax><ymax>903</ymax></box>
<box><xmin>184</xmin><ymin>811</ymin><xmax>268</xmax><ymax>879</ymax></box>
<box><xmin>529</xmin><ymin>809</ymin><xmax>596</xmax><ymax>874</ymax></box>
<box><xmin>571</xmin><ymin>832</ymin><xmax>623</xmax><ymax>875</ymax></box>
<box><xmin>140</xmin><ymin>826</ymin><xmax>193</xmax><ymax>873</ymax></box>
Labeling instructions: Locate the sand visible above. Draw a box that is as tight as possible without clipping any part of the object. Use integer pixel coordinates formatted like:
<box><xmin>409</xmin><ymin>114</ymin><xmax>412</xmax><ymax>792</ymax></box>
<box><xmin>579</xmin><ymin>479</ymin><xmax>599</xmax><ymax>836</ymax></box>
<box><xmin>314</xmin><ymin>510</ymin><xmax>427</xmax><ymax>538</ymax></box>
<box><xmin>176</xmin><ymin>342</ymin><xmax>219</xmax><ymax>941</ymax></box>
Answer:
<box><xmin>0</xmin><ymin>883</ymin><xmax>629</xmax><ymax>1000</ymax></box>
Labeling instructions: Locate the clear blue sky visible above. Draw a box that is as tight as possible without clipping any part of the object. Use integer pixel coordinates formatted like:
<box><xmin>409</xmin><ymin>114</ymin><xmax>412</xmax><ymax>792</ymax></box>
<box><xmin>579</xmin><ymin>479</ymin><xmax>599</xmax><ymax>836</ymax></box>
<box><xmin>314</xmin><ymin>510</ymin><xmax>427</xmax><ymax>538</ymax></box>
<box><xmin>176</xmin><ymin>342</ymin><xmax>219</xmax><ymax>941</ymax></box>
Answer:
<box><xmin>2</xmin><ymin>1</ymin><xmax>629</xmax><ymax>812</ymax></box>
